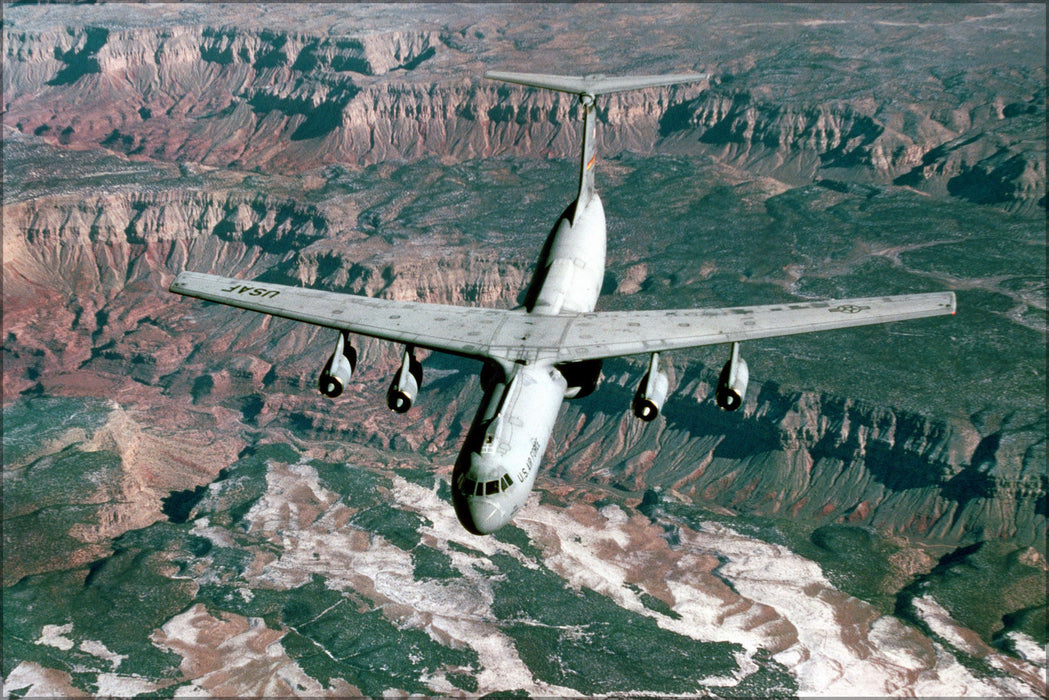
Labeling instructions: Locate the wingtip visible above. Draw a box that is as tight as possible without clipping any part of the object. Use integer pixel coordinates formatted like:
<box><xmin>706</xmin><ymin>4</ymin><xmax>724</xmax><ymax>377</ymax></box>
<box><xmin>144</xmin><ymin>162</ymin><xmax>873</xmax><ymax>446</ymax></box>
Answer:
<box><xmin>168</xmin><ymin>270</ymin><xmax>195</xmax><ymax>294</ymax></box>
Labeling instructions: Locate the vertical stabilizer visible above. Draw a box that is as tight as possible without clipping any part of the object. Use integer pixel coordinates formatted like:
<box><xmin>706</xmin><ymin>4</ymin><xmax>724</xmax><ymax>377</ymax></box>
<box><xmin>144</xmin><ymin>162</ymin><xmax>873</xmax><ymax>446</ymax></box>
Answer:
<box><xmin>484</xmin><ymin>70</ymin><xmax>709</xmax><ymax>216</ymax></box>
<box><xmin>577</xmin><ymin>94</ymin><xmax>597</xmax><ymax>215</ymax></box>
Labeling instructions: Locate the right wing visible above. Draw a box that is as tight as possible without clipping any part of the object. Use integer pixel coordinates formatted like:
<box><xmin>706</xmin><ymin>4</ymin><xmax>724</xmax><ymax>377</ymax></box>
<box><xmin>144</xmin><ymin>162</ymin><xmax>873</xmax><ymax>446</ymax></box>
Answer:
<box><xmin>484</xmin><ymin>71</ymin><xmax>710</xmax><ymax>97</ymax></box>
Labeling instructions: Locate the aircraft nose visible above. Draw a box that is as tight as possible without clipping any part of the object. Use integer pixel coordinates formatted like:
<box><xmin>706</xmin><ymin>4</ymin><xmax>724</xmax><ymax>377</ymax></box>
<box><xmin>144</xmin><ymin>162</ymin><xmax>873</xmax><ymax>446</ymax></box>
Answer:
<box><xmin>467</xmin><ymin>498</ymin><xmax>508</xmax><ymax>535</ymax></box>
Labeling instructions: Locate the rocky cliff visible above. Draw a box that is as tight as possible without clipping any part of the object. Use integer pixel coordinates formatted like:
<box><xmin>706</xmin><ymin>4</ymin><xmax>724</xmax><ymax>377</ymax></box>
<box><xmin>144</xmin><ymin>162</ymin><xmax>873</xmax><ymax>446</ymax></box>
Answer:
<box><xmin>4</xmin><ymin>158</ymin><xmax>1044</xmax><ymax>556</ymax></box>
<box><xmin>552</xmin><ymin>368</ymin><xmax>1046</xmax><ymax>552</ymax></box>
<box><xmin>4</xmin><ymin>1</ymin><xmax>1044</xmax><ymax>596</ymax></box>
<box><xmin>3</xmin><ymin>8</ymin><xmax>1045</xmax><ymax>690</ymax></box>
<box><xmin>4</xmin><ymin>6</ymin><xmax>1045</xmax><ymax>213</ymax></box>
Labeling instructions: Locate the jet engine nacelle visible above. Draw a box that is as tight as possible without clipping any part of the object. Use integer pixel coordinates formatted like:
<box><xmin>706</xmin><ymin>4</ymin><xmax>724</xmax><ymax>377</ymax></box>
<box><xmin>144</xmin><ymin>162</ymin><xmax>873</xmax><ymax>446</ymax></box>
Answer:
<box><xmin>715</xmin><ymin>342</ymin><xmax>749</xmax><ymax>411</ymax></box>
<box><xmin>632</xmin><ymin>353</ymin><xmax>669</xmax><ymax>422</ymax></box>
<box><xmin>318</xmin><ymin>330</ymin><xmax>357</xmax><ymax>398</ymax></box>
<box><xmin>387</xmin><ymin>346</ymin><xmax>423</xmax><ymax>413</ymax></box>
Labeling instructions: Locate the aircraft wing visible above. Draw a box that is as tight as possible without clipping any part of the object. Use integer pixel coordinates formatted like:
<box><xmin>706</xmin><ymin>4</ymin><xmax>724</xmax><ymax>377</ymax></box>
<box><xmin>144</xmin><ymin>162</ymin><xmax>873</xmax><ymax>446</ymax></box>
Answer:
<box><xmin>537</xmin><ymin>293</ymin><xmax>957</xmax><ymax>363</ymax></box>
<box><xmin>172</xmin><ymin>271</ymin><xmax>954</xmax><ymax>366</ymax></box>
<box><xmin>169</xmin><ymin>271</ymin><xmax>525</xmax><ymax>361</ymax></box>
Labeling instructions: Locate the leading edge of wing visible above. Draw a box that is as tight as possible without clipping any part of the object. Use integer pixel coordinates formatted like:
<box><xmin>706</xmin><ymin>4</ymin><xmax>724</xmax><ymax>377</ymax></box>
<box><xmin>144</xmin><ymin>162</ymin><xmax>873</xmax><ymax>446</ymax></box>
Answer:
<box><xmin>169</xmin><ymin>271</ymin><xmax>522</xmax><ymax>361</ymax></box>
<box><xmin>171</xmin><ymin>272</ymin><xmax>955</xmax><ymax>366</ymax></box>
<box><xmin>539</xmin><ymin>292</ymin><xmax>957</xmax><ymax>363</ymax></box>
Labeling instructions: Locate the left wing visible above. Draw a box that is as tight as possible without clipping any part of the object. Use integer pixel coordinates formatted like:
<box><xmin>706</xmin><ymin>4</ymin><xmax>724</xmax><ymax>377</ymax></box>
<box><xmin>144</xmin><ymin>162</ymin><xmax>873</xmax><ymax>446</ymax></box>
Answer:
<box><xmin>171</xmin><ymin>272</ymin><xmax>955</xmax><ymax>364</ymax></box>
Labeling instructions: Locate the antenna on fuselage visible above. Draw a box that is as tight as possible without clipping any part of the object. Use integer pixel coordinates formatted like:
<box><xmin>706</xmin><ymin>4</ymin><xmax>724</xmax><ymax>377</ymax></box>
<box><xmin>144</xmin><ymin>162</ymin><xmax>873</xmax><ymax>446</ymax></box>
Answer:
<box><xmin>484</xmin><ymin>70</ymin><xmax>710</xmax><ymax>220</ymax></box>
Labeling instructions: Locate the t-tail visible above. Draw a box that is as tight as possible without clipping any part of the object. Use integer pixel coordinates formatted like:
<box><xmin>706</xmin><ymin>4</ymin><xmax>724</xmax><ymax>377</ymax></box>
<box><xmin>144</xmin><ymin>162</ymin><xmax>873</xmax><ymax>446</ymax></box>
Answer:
<box><xmin>484</xmin><ymin>71</ymin><xmax>710</xmax><ymax>221</ymax></box>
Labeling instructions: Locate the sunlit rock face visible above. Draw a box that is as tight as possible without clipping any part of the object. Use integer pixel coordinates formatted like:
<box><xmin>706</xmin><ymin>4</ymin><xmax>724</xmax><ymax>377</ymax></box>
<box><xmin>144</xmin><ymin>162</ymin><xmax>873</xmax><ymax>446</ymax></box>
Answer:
<box><xmin>4</xmin><ymin>4</ymin><xmax>1045</xmax><ymax>212</ymax></box>
<box><xmin>3</xmin><ymin>3</ymin><xmax>1045</xmax><ymax>696</ymax></box>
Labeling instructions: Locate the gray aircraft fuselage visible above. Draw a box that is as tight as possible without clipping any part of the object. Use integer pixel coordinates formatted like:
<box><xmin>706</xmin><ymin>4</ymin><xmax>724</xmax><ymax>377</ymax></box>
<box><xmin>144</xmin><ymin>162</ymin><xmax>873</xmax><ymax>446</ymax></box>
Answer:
<box><xmin>452</xmin><ymin>193</ymin><xmax>607</xmax><ymax>534</ymax></box>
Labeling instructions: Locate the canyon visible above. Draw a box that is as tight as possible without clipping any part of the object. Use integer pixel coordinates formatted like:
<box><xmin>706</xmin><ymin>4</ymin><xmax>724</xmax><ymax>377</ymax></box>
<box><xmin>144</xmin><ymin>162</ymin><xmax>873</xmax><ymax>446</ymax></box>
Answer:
<box><xmin>4</xmin><ymin>5</ymin><xmax>1045</xmax><ymax>213</ymax></box>
<box><xmin>3</xmin><ymin>4</ymin><xmax>1045</xmax><ymax>696</ymax></box>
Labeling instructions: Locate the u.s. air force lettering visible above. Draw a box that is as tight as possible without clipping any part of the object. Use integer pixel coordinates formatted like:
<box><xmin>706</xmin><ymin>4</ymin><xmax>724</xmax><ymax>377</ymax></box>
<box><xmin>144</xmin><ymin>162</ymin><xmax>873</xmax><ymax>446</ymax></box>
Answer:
<box><xmin>220</xmin><ymin>284</ymin><xmax>280</xmax><ymax>299</ymax></box>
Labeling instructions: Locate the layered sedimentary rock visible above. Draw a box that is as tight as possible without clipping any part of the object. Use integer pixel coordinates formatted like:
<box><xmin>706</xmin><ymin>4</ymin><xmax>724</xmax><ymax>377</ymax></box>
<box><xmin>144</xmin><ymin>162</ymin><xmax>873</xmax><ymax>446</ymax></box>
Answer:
<box><xmin>2</xmin><ymin>0</ymin><xmax>1043</xmax><ymax>587</ymax></box>
<box><xmin>4</xmin><ymin>11</ymin><xmax>1044</xmax><ymax>212</ymax></box>
<box><xmin>3</xmin><ymin>7</ymin><xmax>1045</xmax><ymax>693</ymax></box>
<box><xmin>4</xmin><ymin>179</ymin><xmax>1043</xmax><ymax>557</ymax></box>
<box><xmin>550</xmin><ymin>369</ymin><xmax>1046</xmax><ymax>552</ymax></box>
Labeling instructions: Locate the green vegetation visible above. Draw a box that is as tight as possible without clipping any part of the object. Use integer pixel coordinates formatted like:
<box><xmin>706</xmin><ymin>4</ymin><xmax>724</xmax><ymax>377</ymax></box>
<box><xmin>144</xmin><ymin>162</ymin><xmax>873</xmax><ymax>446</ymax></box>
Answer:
<box><xmin>393</xmin><ymin>465</ymin><xmax>442</xmax><ymax>491</ymax></box>
<box><xmin>278</xmin><ymin>575</ymin><xmax>480</xmax><ymax>695</ymax></box>
<box><xmin>804</xmin><ymin>524</ymin><xmax>902</xmax><ymax>609</ymax></box>
<box><xmin>490</xmin><ymin>522</ymin><xmax>545</xmax><ymax>560</ymax></box>
<box><xmin>411</xmin><ymin>543</ymin><xmax>460</xmax><ymax>580</ymax></box>
<box><xmin>350</xmin><ymin>504</ymin><xmax>426</xmax><ymax>550</ymax></box>
<box><xmin>2</xmin><ymin>396</ymin><xmax>113</xmax><ymax>469</ymax></box>
<box><xmin>6</xmin><ymin>400</ymin><xmax>1035</xmax><ymax>693</ymax></box>
<box><xmin>661</xmin><ymin>500</ymin><xmax>906</xmax><ymax>614</ymax></box>
<box><xmin>900</xmin><ymin>540</ymin><xmax>1047</xmax><ymax>647</ymax></box>
<box><xmin>4</xmin><ymin>446</ymin><xmax>122</xmax><ymax>518</ymax></box>
<box><xmin>2</xmin><ymin>399</ymin><xmax>130</xmax><ymax>585</ymax></box>
<box><xmin>625</xmin><ymin>583</ymin><xmax>682</xmax><ymax>620</ymax></box>
<box><xmin>488</xmin><ymin>552</ymin><xmax>747</xmax><ymax>695</ymax></box>
<box><xmin>2</xmin><ymin>548</ymin><xmax>191</xmax><ymax>684</ymax></box>
<box><xmin>659</xmin><ymin>497</ymin><xmax>1047</xmax><ymax>654</ymax></box>
<box><xmin>312</xmin><ymin>457</ymin><xmax>383</xmax><ymax>507</ymax></box>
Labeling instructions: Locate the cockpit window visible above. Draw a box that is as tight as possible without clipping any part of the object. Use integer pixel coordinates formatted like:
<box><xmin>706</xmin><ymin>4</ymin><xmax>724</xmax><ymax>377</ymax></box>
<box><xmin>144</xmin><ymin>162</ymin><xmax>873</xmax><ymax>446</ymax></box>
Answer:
<box><xmin>458</xmin><ymin>474</ymin><xmax>477</xmax><ymax>496</ymax></box>
<box><xmin>459</xmin><ymin>472</ymin><xmax>515</xmax><ymax>497</ymax></box>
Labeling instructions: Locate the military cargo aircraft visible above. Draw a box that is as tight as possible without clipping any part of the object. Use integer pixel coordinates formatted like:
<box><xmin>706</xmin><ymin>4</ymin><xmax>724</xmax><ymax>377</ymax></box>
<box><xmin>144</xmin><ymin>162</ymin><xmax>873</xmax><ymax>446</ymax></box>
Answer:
<box><xmin>170</xmin><ymin>71</ymin><xmax>956</xmax><ymax>534</ymax></box>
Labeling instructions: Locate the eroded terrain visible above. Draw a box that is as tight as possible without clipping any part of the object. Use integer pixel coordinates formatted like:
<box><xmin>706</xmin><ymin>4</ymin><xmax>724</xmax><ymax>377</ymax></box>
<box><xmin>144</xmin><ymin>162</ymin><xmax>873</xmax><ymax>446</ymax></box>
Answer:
<box><xmin>3</xmin><ymin>4</ymin><xmax>1045</xmax><ymax>696</ymax></box>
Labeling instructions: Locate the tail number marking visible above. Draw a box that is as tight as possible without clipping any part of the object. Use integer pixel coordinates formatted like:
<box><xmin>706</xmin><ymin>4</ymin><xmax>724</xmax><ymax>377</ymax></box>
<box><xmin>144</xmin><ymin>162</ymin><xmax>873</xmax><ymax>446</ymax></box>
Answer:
<box><xmin>220</xmin><ymin>284</ymin><xmax>280</xmax><ymax>299</ymax></box>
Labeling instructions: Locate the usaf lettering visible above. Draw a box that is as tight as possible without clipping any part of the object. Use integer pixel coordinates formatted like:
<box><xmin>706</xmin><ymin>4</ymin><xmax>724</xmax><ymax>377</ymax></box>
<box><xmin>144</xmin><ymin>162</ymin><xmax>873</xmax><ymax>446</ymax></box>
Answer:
<box><xmin>220</xmin><ymin>284</ymin><xmax>280</xmax><ymax>299</ymax></box>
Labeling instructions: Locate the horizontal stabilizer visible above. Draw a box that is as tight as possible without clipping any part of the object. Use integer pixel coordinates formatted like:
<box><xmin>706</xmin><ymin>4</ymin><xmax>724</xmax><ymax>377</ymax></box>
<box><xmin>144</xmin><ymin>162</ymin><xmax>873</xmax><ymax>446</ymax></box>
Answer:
<box><xmin>484</xmin><ymin>70</ymin><xmax>710</xmax><ymax>98</ymax></box>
